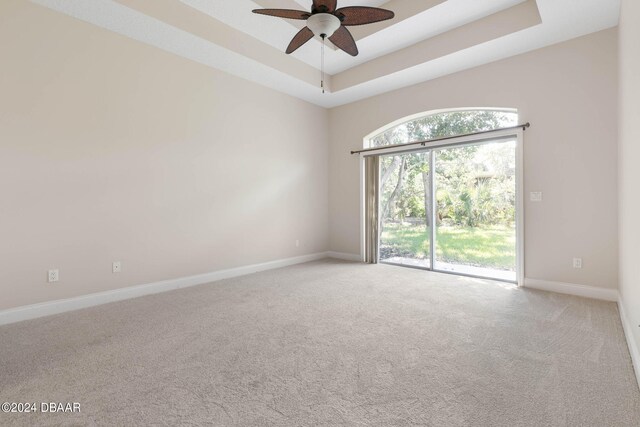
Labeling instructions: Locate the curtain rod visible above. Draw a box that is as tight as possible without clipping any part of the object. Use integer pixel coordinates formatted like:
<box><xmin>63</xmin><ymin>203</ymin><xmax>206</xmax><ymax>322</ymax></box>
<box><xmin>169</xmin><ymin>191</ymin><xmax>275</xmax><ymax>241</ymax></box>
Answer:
<box><xmin>350</xmin><ymin>122</ymin><xmax>530</xmax><ymax>155</ymax></box>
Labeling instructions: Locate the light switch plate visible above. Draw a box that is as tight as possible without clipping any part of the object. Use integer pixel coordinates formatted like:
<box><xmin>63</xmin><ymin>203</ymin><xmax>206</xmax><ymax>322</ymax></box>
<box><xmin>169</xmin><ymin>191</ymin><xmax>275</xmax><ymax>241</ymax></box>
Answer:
<box><xmin>530</xmin><ymin>192</ymin><xmax>543</xmax><ymax>202</ymax></box>
<box><xmin>112</xmin><ymin>261</ymin><xmax>122</xmax><ymax>273</ymax></box>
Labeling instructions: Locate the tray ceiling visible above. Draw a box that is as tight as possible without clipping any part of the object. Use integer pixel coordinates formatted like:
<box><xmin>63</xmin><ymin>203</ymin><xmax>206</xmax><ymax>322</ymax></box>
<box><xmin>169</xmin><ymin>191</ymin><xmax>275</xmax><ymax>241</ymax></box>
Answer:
<box><xmin>30</xmin><ymin>0</ymin><xmax>620</xmax><ymax>108</ymax></box>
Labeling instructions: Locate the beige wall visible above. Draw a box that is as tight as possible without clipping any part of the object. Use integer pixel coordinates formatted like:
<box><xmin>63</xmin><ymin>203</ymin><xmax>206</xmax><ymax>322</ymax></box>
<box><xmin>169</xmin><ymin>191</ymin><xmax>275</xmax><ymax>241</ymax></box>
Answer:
<box><xmin>0</xmin><ymin>0</ymin><xmax>624</xmax><ymax>312</ymax></box>
<box><xmin>0</xmin><ymin>0</ymin><xmax>329</xmax><ymax>310</ymax></box>
<box><xmin>329</xmin><ymin>29</ymin><xmax>619</xmax><ymax>290</ymax></box>
<box><xmin>619</xmin><ymin>0</ymin><xmax>640</xmax><ymax>355</ymax></box>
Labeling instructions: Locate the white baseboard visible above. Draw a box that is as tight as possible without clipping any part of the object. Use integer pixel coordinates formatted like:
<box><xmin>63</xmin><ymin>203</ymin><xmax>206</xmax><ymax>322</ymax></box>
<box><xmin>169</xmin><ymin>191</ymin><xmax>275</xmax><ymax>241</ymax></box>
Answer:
<box><xmin>327</xmin><ymin>251</ymin><xmax>362</xmax><ymax>262</ymax></box>
<box><xmin>0</xmin><ymin>252</ymin><xmax>328</xmax><ymax>326</ymax></box>
<box><xmin>618</xmin><ymin>298</ymin><xmax>640</xmax><ymax>390</ymax></box>
<box><xmin>524</xmin><ymin>278</ymin><xmax>619</xmax><ymax>302</ymax></box>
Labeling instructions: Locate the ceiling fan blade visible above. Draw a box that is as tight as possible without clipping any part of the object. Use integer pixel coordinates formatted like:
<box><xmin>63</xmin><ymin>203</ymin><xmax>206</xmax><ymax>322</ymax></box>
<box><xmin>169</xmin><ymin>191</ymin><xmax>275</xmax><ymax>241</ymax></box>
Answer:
<box><xmin>329</xmin><ymin>26</ymin><xmax>358</xmax><ymax>56</ymax></box>
<box><xmin>286</xmin><ymin>27</ymin><xmax>315</xmax><ymax>54</ymax></box>
<box><xmin>335</xmin><ymin>6</ymin><xmax>395</xmax><ymax>26</ymax></box>
<box><xmin>252</xmin><ymin>9</ymin><xmax>310</xmax><ymax>20</ymax></box>
<box><xmin>312</xmin><ymin>0</ymin><xmax>337</xmax><ymax>13</ymax></box>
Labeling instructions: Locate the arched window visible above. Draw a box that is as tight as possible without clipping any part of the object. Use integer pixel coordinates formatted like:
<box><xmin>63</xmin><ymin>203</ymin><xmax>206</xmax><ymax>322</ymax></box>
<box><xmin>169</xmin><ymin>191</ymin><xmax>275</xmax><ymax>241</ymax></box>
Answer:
<box><xmin>368</xmin><ymin>109</ymin><xmax>518</xmax><ymax>148</ymax></box>
<box><xmin>361</xmin><ymin>108</ymin><xmax>522</xmax><ymax>284</ymax></box>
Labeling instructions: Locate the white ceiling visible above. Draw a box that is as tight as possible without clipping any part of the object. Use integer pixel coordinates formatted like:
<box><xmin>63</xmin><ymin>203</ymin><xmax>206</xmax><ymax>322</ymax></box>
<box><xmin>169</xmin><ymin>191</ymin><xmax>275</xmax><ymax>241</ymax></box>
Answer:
<box><xmin>188</xmin><ymin>0</ymin><xmax>527</xmax><ymax>76</ymax></box>
<box><xmin>30</xmin><ymin>0</ymin><xmax>620</xmax><ymax>108</ymax></box>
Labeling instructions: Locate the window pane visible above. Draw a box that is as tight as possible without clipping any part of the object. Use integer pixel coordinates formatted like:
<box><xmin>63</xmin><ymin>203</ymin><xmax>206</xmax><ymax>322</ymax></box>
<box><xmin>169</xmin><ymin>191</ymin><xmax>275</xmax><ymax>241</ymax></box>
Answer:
<box><xmin>379</xmin><ymin>152</ymin><xmax>431</xmax><ymax>268</ymax></box>
<box><xmin>370</xmin><ymin>110</ymin><xmax>518</xmax><ymax>148</ymax></box>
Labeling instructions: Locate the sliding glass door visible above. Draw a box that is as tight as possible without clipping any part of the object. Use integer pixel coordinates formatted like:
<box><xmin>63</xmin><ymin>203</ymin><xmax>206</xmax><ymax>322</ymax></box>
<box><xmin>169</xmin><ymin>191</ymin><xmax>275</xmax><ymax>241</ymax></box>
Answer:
<box><xmin>433</xmin><ymin>140</ymin><xmax>516</xmax><ymax>281</ymax></box>
<box><xmin>379</xmin><ymin>152</ymin><xmax>431</xmax><ymax>268</ymax></box>
<box><xmin>378</xmin><ymin>138</ymin><xmax>518</xmax><ymax>282</ymax></box>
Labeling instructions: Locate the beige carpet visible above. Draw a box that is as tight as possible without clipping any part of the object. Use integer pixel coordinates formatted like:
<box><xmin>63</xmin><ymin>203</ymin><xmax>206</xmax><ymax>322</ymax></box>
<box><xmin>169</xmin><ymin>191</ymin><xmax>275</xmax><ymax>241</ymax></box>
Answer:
<box><xmin>0</xmin><ymin>259</ymin><xmax>638</xmax><ymax>426</ymax></box>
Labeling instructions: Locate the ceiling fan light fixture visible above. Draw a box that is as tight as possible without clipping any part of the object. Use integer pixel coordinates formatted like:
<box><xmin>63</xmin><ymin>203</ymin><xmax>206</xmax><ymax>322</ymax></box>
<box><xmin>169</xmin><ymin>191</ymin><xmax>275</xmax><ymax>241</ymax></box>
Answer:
<box><xmin>307</xmin><ymin>13</ymin><xmax>341</xmax><ymax>38</ymax></box>
<box><xmin>253</xmin><ymin>1</ymin><xmax>395</xmax><ymax>93</ymax></box>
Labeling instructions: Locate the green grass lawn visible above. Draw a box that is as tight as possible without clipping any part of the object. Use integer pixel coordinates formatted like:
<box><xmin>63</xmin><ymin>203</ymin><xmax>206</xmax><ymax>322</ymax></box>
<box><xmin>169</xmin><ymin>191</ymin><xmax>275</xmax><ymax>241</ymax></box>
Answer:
<box><xmin>380</xmin><ymin>223</ymin><xmax>516</xmax><ymax>270</ymax></box>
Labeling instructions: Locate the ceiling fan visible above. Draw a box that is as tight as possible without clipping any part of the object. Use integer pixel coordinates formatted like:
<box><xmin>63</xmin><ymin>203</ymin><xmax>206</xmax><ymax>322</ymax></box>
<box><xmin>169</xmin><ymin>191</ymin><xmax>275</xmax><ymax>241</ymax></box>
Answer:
<box><xmin>253</xmin><ymin>1</ymin><xmax>395</xmax><ymax>57</ymax></box>
<box><xmin>253</xmin><ymin>0</ymin><xmax>395</xmax><ymax>92</ymax></box>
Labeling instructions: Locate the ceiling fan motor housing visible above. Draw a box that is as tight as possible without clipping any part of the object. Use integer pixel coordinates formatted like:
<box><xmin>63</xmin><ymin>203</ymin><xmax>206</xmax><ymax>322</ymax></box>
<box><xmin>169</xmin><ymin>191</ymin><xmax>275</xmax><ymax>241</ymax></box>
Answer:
<box><xmin>307</xmin><ymin>13</ymin><xmax>341</xmax><ymax>38</ymax></box>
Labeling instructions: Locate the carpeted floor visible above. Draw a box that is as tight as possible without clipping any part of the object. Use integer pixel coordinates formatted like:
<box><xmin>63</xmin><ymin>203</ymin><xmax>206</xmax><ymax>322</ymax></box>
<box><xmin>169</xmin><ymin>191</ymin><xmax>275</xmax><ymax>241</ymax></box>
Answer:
<box><xmin>1</xmin><ymin>259</ymin><xmax>638</xmax><ymax>426</ymax></box>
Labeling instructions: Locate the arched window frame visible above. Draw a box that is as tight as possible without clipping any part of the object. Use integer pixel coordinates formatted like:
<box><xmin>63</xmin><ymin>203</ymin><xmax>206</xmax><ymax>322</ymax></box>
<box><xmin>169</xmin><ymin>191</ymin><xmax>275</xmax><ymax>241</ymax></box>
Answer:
<box><xmin>363</xmin><ymin>107</ymin><xmax>519</xmax><ymax>149</ymax></box>
<box><xmin>357</xmin><ymin>108</ymin><xmax>525</xmax><ymax>286</ymax></box>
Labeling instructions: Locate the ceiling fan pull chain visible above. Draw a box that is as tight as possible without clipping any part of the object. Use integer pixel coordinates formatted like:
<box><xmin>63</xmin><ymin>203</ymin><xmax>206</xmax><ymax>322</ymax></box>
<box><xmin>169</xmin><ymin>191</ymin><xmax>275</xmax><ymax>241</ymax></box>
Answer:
<box><xmin>321</xmin><ymin>35</ymin><xmax>325</xmax><ymax>94</ymax></box>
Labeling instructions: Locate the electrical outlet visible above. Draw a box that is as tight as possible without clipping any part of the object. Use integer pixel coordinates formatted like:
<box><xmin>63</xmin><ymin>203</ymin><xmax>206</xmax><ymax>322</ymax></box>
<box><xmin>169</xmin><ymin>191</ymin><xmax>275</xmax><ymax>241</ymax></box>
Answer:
<box><xmin>573</xmin><ymin>258</ymin><xmax>583</xmax><ymax>269</ymax></box>
<box><xmin>112</xmin><ymin>261</ymin><xmax>122</xmax><ymax>273</ymax></box>
<box><xmin>295</xmin><ymin>240</ymin><xmax>300</xmax><ymax>248</ymax></box>
<box><xmin>48</xmin><ymin>269</ymin><xmax>59</xmax><ymax>283</ymax></box>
